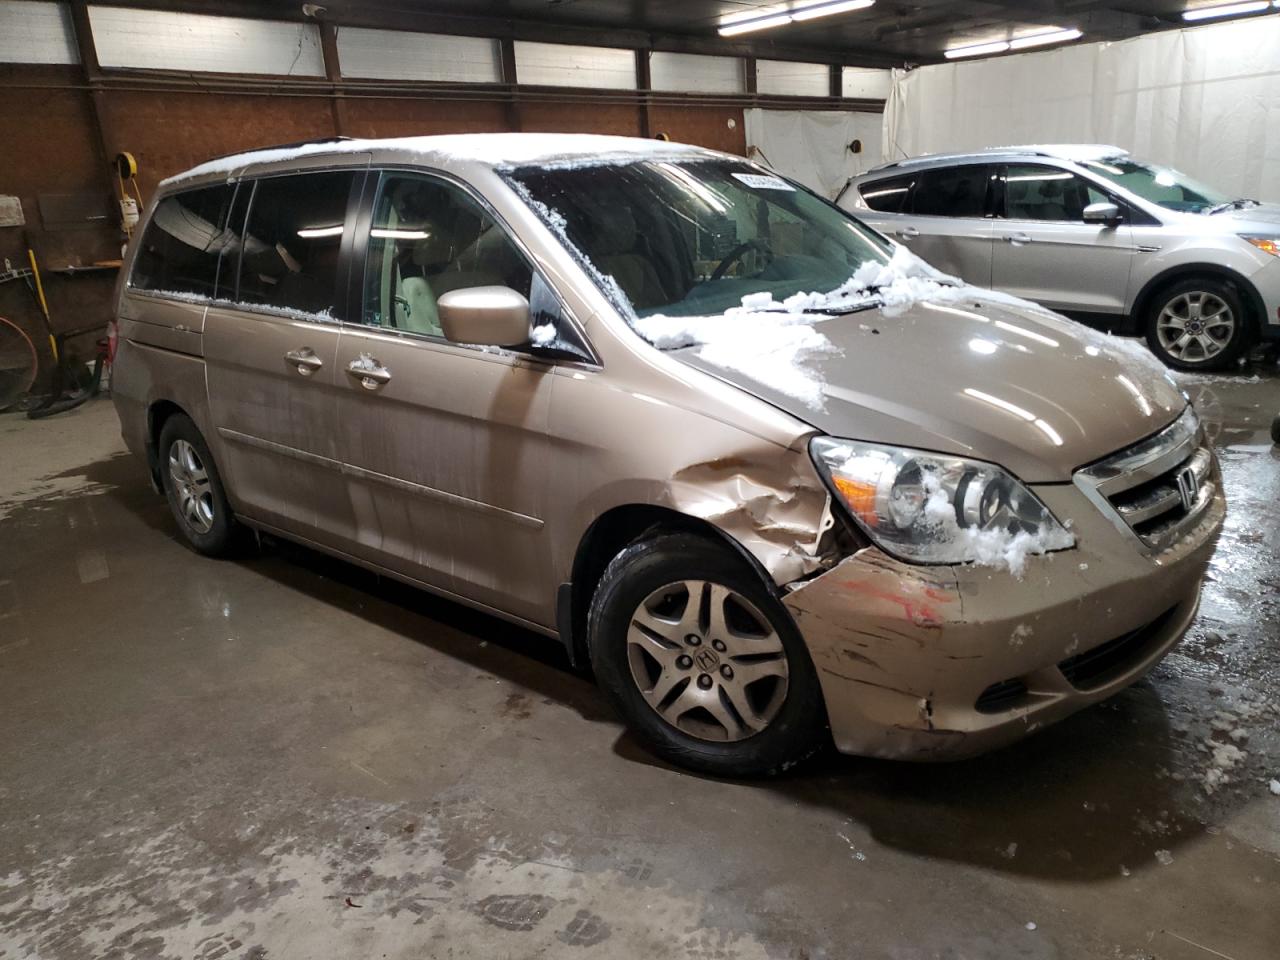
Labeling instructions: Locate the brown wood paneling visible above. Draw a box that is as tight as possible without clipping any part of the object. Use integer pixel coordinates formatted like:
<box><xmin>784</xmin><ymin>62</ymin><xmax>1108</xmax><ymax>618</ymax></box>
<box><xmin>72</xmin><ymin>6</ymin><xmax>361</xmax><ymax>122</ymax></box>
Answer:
<box><xmin>648</xmin><ymin>104</ymin><xmax>746</xmax><ymax>155</ymax></box>
<box><xmin>343</xmin><ymin>98</ymin><xmax>509</xmax><ymax>139</ymax></box>
<box><xmin>517</xmin><ymin>101</ymin><xmax>641</xmax><ymax>137</ymax></box>
<box><xmin>101</xmin><ymin>91</ymin><xmax>336</xmax><ymax>197</ymax></box>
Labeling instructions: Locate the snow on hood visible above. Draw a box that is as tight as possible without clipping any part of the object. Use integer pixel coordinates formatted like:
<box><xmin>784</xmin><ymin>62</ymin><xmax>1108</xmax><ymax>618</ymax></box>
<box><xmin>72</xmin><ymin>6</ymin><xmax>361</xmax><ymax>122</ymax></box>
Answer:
<box><xmin>163</xmin><ymin>134</ymin><xmax>709</xmax><ymax>186</ymax></box>
<box><xmin>634</xmin><ymin>246</ymin><xmax>1063</xmax><ymax>412</ymax></box>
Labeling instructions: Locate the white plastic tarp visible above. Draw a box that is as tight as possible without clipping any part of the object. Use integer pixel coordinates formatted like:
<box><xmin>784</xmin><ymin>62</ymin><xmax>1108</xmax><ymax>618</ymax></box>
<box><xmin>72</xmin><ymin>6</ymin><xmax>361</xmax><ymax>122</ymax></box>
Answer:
<box><xmin>743</xmin><ymin>109</ymin><xmax>884</xmax><ymax>199</ymax></box>
<box><xmin>884</xmin><ymin>16</ymin><xmax>1280</xmax><ymax>200</ymax></box>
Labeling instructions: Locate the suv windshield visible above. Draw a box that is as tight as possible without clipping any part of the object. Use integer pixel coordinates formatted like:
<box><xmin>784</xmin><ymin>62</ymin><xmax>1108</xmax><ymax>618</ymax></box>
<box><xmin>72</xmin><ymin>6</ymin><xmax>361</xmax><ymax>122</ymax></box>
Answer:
<box><xmin>504</xmin><ymin>159</ymin><xmax>891</xmax><ymax>318</ymax></box>
<box><xmin>1077</xmin><ymin>157</ymin><xmax>1231</xmax><ymax>213</ymax></box>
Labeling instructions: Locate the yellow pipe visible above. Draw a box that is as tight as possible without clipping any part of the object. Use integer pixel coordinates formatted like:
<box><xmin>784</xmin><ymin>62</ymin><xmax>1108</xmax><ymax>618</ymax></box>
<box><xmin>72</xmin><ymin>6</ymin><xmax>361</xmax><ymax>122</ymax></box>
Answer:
<box><xmin>26</xmin><ymin>248</ymin><xmax>57</xmax><ymax>363</ymax></box>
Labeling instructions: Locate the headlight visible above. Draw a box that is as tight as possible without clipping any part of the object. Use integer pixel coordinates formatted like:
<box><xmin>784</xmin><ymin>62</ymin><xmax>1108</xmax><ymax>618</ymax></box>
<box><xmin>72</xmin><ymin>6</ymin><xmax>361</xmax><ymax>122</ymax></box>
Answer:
<box><xmin>1241</xmin><ymin>235</ymin><xmax>1280</xmax><ymax>258</ymax></box>
<box><xmin>810</xmin><ymin>437</ymin><xmax>1075</xmax><ymax>568</ymax></box>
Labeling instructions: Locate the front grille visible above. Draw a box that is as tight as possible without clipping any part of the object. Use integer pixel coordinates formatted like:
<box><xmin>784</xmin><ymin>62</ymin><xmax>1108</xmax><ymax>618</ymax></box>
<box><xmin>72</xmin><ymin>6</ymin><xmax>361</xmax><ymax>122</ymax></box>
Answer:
<box><xmin>974</xmin><ymin>678</ymin><xmax>1028</xmax><ymax>714</ymax></box>
<box><xmin>1075</xmin><ymin>409</ymin><xmax>1215</xmax><ymax>551</ymax></box>
<box><xmin>1057</xmin><ymin>606</ymin><xmax>1177</xmax><ymax>690</ymax></box>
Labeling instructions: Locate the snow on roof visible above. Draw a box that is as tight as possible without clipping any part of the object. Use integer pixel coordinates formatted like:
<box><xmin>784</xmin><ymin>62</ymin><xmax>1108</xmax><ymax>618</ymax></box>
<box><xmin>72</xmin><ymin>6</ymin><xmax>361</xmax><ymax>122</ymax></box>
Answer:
<box><xmin>162</xmin><ymin>133</ymin><xmax>712</xmax><ymax>186</ymax></box>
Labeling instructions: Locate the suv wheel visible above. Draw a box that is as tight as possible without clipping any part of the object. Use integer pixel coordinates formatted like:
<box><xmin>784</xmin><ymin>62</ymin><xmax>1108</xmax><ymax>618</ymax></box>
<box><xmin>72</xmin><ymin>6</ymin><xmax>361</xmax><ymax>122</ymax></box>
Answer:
<box><xmin>1144</xmin><ymin>277</ymin><xmax>1250</xmax><ymax>371</ymax></box>
<box><xmin>158</xmin><ymin>413</ymin><xmax>240</xmax><ymax>556</ymax></box>
<box><xmin>588</xmin><ymin>532</ymin><xmax>826</xmax><ymax>777</ymax></box>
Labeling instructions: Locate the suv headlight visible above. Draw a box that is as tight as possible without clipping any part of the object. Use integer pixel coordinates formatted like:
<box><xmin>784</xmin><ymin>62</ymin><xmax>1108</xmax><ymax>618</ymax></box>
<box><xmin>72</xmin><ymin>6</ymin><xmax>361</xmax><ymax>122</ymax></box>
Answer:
<box><xmin>1241</xmin><ymin>235</ymin><xmax>1280</xmax><ymax>258</ymax></box>
<box><xmin>810</xmin><ymin>437</ymin><xmax>1075</xmax><ymax>568</ymax></box>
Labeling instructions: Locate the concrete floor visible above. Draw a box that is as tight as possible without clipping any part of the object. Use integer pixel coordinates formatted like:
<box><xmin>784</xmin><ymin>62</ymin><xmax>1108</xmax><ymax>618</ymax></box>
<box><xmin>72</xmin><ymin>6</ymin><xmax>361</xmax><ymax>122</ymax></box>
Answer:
<box><xmin>1</xmin><ymin>364</ymin><xmax>1278</xmax><ymax>960</ymax></box>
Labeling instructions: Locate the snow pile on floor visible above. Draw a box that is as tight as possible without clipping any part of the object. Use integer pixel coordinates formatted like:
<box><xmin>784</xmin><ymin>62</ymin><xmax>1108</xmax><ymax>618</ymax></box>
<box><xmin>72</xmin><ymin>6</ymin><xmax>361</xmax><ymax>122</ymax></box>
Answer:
<box><xmin>1270</xmin><ymin>779</ymin><xmax>1280</xmax><ymax>796</ymax></box>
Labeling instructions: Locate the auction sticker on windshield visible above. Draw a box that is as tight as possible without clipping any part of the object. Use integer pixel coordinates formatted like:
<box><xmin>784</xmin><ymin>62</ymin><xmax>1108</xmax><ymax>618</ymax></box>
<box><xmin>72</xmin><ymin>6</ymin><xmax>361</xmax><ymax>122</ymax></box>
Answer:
<box><xmin>732</xmin><ymin>173</ymin><xmax>795</xmax><ymax>191</ymax></box>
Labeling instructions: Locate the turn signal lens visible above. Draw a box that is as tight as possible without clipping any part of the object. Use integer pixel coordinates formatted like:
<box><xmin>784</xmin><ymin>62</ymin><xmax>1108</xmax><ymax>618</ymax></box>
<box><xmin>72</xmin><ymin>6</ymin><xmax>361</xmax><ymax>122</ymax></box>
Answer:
<box><xmin>1241</xmin><ymin>235</ymin><xmax>1280</xmax><ymax>257</ymax></box>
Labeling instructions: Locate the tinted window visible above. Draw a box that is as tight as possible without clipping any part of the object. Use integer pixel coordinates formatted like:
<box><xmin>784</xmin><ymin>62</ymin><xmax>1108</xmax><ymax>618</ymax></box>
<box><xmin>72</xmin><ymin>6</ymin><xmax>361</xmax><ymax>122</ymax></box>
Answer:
<box><xmin>130</xmin><ymin>184</ymin><xmax>236</xmax><ymax>297</ymax></box>
<box><xmin>860</xmin><ymin>174</ymin><xmax>915</xmax><ymax>213</ymax></box>
<box><xmin>913</xmin><ymin>165</ymin><xmax>990</xmax><ymax>218</ymax></box>
<box><xmin>236</xmin><ymin>171</ymin><xmax>357</xmax><ymax>317</ymax></box>
<box><xmin>361</xmin><ymin>173</ymin><xmax>533</xmax><ymax>336</ymax></box>
<box><xmin>1003</xmin><ymin>164</ymin><xmax>1109</xmax><ymax>221</ymax></box>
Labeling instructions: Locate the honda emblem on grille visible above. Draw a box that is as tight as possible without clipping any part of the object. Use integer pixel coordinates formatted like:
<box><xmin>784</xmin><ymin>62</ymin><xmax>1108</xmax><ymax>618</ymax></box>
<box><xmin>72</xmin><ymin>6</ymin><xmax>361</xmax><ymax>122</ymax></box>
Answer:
<box><xmin>1176</xmin><ymin>467</ymin><xmax>1197</xmax><ymax>512</ymax></box>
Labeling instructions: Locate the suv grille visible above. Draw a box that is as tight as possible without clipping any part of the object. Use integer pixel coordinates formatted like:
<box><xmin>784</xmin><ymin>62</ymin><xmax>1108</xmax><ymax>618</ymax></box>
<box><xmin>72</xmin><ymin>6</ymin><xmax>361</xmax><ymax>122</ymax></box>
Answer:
<box><xmin>1074</xmin><ymin>409</ymin><xmax>1214</xmax><ymax>551</ymax></box>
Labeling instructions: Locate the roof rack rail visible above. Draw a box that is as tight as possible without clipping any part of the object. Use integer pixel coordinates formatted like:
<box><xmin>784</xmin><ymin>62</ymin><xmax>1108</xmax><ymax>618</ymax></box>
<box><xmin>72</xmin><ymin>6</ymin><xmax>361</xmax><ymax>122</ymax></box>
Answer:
<box><xmin>204</xmin><ymin>136</ymin><xmax>356</xmax><ymax>164</ymax></box>
<box><xmin>866</xmin><ymin>144</ymin><xmax>1128</xmax><ymax>175</ymax></box>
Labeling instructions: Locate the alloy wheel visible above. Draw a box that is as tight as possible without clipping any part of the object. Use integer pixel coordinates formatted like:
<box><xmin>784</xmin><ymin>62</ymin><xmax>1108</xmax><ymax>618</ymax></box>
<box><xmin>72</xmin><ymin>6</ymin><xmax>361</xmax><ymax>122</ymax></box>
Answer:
<box><xmin>168</xmin><ymin>439</ymin><xmax>215</xmax><ymax>534</ymax></box>
<box><xmin>1155</xmin><ymin>291</ymin><xmax>1236</xmax><ymax>365</ymax></box>
<box><xmin>626</xmin><ymin>580</ymin><xmax>789</xmax><ymax>742</ymax></box>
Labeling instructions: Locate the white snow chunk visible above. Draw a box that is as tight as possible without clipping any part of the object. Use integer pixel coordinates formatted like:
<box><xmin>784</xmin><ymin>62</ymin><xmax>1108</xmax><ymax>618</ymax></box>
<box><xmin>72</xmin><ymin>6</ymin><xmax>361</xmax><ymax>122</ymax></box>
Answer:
<box><xmin>1025</xmin><ymin>922</ymin><xmax>1037</xmax><ymax>931</ymax></box>
<box><xmin>164</xmin><ymin>133</ymin><xmax>708</xmax><ymax>185</ymax></box>
<box><xmin>531</xmin><ymin>323</ymin><xmax>557</xmax><ymax>346</ymax></box>
<box><xmin>1154</xmin><ymin>849</ymin><xmax>1174</xmax><ymax>866</ymax></box>
<box><xmin>1270</xmin><ymin>779</ymin><xmax>1280</xmax><ymax>796</ymax></box>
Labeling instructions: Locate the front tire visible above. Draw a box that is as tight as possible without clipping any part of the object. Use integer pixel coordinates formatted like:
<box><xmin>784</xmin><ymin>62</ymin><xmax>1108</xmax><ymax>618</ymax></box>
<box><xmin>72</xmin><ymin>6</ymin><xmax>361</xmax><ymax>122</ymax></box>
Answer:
<box><xmin>588</xmin><ymin>532</ymin><xmax>826</xmax><ymax>777</ymax></box>
<box><xmin>1144</xmin><ymin>277</ymin><xmax>1250</xmax><ymax>371</ymax></box>
<box><xmin>158</xmin><ymin>413</ymin><xmax>240</xmax><ymax>557</ymax></box>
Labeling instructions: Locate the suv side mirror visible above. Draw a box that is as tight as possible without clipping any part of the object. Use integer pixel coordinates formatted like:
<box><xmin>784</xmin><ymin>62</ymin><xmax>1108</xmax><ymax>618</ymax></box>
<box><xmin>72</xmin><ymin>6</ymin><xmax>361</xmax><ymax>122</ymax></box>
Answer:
<box><xmin>1083</xmin><ymin>201</ymin><xmax>1122</xmax><ymax>225</ymax></box>
<box><xmin>437</xmin><ymin>286</ymin><xmax>531</xmax><ymax>347</ymax></box>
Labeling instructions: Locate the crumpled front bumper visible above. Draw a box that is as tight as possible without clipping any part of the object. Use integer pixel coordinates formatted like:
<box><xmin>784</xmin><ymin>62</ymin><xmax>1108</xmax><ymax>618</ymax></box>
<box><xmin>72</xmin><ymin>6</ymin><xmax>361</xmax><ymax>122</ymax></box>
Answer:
<box><xmin>783</xmin><ymin>481</ymin><xmax>1226</xmax><ymax>761</ymax></box>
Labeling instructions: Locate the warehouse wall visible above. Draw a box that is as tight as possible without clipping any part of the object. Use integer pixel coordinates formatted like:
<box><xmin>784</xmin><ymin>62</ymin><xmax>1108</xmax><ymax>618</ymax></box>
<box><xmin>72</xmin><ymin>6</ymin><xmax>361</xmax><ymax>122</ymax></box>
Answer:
<box><xmin>884</xmin><ymin>14</ymin><xmax>1280</xmax><ymax>200</ymax></box>
<box><xmin>0</xmin><ymin>1</ymin><xmax>884</xmax><ymax>378</ymax></box>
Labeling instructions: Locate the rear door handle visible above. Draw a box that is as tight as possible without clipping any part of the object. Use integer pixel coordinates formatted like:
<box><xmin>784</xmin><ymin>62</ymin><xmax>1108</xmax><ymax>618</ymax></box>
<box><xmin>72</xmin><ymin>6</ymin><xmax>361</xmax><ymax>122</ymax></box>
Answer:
<box><xmin>898</xmin><ymin>227</ymin><xmax>919</xmax><ymax>240</ymax></box>
<box><xmin>347</xmin><ymin>356</ymin><xmax>392</xmax><ymax>389</ymax></box>
<box><xmin>1003</xmin><ymin>232</ymin><xmax>1032</xmax><ymax>244</ymax></box>
<box><xmin>284</xmin><ymin>348</ymin><xmax>324</xmax><ymax>376</ymax></box>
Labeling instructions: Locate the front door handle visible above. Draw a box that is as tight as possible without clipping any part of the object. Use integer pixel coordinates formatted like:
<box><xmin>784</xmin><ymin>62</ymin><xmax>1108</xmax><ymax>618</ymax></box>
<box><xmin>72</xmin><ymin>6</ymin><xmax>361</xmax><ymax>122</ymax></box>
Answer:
<box><xmin>347</xmin><ymin>355</ymin><xmax>392</xmax><ymax>389</ymax></box>
<box><xmin>285</xmin><ymin>348</ymin><xmax>324</xmax><ymax>376</ymax></box>
<box><xmin>1003</xmin><ymin>232</ymin><xmax>1032</xmax><ymax>244</ymax></box>
<box><xmin>898</xmin><ymin>226</ymin><xmax>919</xmax><ymax>240</ymax></box>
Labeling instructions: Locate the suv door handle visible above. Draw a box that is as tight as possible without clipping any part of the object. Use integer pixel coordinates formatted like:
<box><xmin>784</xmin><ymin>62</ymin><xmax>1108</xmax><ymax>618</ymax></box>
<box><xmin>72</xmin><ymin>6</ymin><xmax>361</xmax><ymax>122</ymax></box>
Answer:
<box><xmin>1003</xmin><ymin>232</ymin><xmax>1032</xmax><ymax>244</ymax></box>
<box><xmin>898</xmin><ymin>227</ymin><xmax>919</xmax><ymax>240</ymax></box>
<box><xmin>284</xmin><ymin>348</ymin><xmax>324</xmax><ymax>376</ymax></box>
<box><xmin>347</xmin><ymin>356</ymin><xmax>392</xmax><ymax>389</ymax></box>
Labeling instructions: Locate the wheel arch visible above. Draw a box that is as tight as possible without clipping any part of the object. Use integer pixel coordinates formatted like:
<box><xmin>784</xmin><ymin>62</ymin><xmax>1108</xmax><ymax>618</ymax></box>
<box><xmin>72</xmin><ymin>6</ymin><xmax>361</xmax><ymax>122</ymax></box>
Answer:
<box><xmin>557</xmin><ymin>504</ymin><xmax>779</xmax><ymax>671</ymax></box>
<box><xmin>145</xmin><ymin>399</ymin><xmax>190</xmax><ymax>488</ymax></box>
<box><xmin>1131</xmin><ymin>263</ymin><xmax>1264</xmax><ymax>342</ymax></box>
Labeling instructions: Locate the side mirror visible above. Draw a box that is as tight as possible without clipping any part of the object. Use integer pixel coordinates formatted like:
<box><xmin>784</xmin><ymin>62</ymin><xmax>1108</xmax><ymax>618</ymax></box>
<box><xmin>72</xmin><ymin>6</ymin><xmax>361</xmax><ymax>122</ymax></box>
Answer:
<box><xmin>437</xmin><ymin>286</ymin><xmax>531</xmax><ymax>347</ymax></box>
<box><xmin>1083</xmin><ymin>201</ymin><xmax>1122</xmax><ymax>225</ymax></box>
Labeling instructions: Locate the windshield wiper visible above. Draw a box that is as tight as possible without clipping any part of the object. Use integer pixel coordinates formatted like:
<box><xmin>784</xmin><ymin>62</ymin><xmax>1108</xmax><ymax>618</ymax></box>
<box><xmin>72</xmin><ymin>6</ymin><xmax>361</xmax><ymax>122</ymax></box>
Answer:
<box><xmin>1207</xmin><ymin>198</ymin><xmax>1259</xmax><ymax>214</ymax></box>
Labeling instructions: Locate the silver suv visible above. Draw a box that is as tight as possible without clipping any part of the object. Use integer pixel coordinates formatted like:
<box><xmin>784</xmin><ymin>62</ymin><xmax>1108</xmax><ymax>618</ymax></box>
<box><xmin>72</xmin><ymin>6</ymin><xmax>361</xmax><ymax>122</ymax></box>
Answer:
<box><xmin>840</xmin><ymin>145</ymin><xmax>1280</xmax><ymax>370</ymax></box>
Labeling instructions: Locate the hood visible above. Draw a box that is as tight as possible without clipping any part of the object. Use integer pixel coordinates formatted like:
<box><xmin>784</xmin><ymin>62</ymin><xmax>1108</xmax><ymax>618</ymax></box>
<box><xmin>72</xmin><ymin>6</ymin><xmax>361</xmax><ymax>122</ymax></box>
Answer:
<box><xmin>677</xmin><ymin>294</ymin><xmax>1187</xmax><ymax>483</ymax></box>
<box><xmin>1212</xmin><ymin>201</ymin><xmax>1280</xmax><ymax>230</ymax></box>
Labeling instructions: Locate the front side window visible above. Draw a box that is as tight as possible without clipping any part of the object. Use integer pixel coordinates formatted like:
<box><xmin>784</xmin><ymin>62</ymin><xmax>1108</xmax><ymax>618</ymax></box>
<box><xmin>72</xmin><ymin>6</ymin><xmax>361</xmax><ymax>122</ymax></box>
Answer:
<box><xmin>1002</xmin><ymin>164</ymin><xmax>1108</xmax><ymax>222</ymax></box>
<box><xmin>361</xmin><ymin>173</ymin><xmax>534</xmax><ymax>337</ymax></box>
<box><xmin>912</xmin><ymin>165</ymin><xmax>991</xmax><ymax>218</ymax></box>
<box><xmin>505</xmin><ymin>159</ymin><xmax>891</xmax><ymax>319</ymax></box>
<box><xmin>236</xmin><ymin>171</ymin><xmax>357</xmax><ymax>318</ymax></box>
<box><xmin>1076</xmin><ymin>157</ymin><xmax>1230</xmax><ymax>214</ymax></box>
<box><xmin>860</xmin><ymin>174</ymin><xmax>915</xmax><ymax>213</ymax></box>
<box><xmin>130</xmin><ymin>184</ymin><xmax>236</xmax><ymax>298</ymax></box>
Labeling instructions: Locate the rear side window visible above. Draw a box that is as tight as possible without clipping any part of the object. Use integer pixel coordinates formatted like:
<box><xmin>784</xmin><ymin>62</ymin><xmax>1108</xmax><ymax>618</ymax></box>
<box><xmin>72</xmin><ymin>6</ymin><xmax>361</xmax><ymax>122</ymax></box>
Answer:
<box><xmin>859</xmin><ymin>174</ymin><xmax>915</xmax><ymax>213</ymax></box>
<box><xmin>235</xmin><ymin>171</ymin><xmax>358</xmax><ymax>318</ymax></box>
<box><xmin>913</xmin><ymin>165</ymin><xmax>991</xmax><ymax>218</ymax></box>
<box><xmin>130</xmin><ymin>184</ymin><xmax>236</xmax><ymax>298</ymax></box>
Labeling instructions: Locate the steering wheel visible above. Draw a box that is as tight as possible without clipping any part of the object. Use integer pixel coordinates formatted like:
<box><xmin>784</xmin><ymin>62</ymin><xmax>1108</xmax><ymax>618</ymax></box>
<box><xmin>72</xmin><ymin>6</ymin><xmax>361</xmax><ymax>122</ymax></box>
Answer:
<box><xmin>710</xmin><ymin>238</ymin><xmax>774</xmax><ymax>281</ymax></box>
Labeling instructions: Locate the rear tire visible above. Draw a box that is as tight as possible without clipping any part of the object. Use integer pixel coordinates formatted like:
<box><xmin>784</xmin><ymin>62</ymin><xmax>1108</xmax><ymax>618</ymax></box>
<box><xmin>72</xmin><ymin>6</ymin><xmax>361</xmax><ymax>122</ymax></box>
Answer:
<box><xmin>158</xmin><ymin>413</ymin><xmax>240</xmax><ymax>557</ymax></box>
<box><xmin>588</xmin><ymin>532</ymin><xmax>826</xmax><ymax>777</ymax></box>
<box><xmin>1144</xmin><ymin>277</ymin><xmax>1250</xmax><ymax>371</ymax></box>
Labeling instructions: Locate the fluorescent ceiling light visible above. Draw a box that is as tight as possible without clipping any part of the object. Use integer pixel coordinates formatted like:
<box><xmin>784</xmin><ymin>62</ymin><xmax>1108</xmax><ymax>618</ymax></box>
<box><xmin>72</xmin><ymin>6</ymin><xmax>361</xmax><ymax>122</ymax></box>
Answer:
<box><xmin>370</xmin><ymin>228</ymin><xmax>431</xmax><ymax>240</ymax></box>
<box><xmin>297</xmin><ymin>225</ymin><xmax>343</xmax><ymax>238</ymax></box>
<box><xmin>1009</xmin><ymin>27</ymin><xmax>1083</xmax><ymax>49</ymax></box>
<box><xmin>718</xmin><ymin>0</ymin><xmax>874</xmax><ymax>37</ymax></box>
<box><xmin>944</xmin><ymin>39</ymin><xmax>1010</xmax><ymax>59</ymax></box>
<box><xmin>1182</xmin><ymin>1</ymin><xmax>1270</xmax><ymax>20</ymax></box>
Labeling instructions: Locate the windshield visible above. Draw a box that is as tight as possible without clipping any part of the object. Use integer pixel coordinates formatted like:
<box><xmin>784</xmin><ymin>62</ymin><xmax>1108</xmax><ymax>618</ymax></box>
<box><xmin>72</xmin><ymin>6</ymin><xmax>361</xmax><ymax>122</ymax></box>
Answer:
<box><xmin>503</xmin><ymin>159</ymin><xmax>892</xmax><ymax>318</ymax></box>
<box><xmin>1077</xmin><ymin>157</ymin><xmax>1231</xmax><ymax>213</ymax></box>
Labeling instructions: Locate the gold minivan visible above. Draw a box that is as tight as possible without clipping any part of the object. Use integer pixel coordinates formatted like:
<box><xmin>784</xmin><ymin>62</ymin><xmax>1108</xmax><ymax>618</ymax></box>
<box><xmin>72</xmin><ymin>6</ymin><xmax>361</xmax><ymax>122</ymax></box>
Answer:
<box><xmin>112</xmin><ymin>134</ymin><xmax>1224</xmax><ymax>776</ymax></box>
